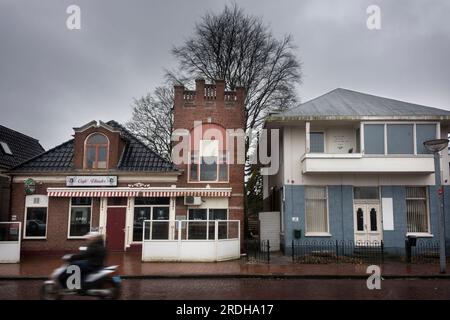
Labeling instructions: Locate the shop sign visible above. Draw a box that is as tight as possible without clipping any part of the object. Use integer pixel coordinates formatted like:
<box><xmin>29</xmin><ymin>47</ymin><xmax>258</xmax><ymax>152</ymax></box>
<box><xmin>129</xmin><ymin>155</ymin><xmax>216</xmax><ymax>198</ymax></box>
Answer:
<box><xmin>66</xmin><ymin>176</ymin><xmax>117</xmax><ymax>187</ymax></box>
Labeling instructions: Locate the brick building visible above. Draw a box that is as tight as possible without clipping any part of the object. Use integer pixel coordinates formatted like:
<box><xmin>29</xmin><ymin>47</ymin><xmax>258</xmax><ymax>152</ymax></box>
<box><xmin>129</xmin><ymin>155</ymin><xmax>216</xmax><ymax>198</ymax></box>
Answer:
<box><xmin>8</xmin><ymin>80</ymin><xmax>246</xmax><ymax>260</ymax></box>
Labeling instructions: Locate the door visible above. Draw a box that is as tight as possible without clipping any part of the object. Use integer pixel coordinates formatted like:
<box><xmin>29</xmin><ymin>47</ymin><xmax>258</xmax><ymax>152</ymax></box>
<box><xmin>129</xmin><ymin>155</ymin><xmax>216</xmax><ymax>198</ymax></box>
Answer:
<box><xmin>354</xmin><ymin>203</ymin><xmax>382</xmax><ymax>244</ymax></box>
<box><xmin>106</xmin><ymin>207</ymin><xmax>126</xmax><ymax>251</ymax></box>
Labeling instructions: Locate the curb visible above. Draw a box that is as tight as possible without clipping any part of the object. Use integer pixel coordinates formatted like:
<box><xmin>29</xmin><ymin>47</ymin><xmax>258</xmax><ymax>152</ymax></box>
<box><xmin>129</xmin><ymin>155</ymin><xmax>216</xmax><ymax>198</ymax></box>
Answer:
<box><xmin>2</xmin><ymin>274</ymin><xmax>450</xmax><ymax>281</ymax></box>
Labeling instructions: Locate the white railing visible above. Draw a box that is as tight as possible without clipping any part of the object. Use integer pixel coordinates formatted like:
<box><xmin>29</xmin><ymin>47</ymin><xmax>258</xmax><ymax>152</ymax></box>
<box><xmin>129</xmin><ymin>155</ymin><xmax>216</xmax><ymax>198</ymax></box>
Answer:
<box><xmin>0</xmin><ymin>222</ymin><xmax>21</xmax><ymax>263</ymax></box>
<box><xmin>142</xmin><ymin>220</ymin><xmax>240</xmax><ymax>262</ymax></box>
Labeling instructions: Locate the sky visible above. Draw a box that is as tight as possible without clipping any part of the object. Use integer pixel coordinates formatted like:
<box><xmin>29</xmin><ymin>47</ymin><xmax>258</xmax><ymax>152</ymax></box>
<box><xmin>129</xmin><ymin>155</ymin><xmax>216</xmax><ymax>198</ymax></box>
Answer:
<box><xmin>1</xmin><ymin>0</ymin><xmax>449</xmax><ymax>149</ymax></box>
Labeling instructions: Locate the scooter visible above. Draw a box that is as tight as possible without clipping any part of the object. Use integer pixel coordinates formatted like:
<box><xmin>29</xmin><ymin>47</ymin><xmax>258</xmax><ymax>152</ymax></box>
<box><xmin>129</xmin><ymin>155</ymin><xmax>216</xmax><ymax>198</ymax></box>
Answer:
<box><xmin>41</xmin><ymin>249</ymin><xmax>121</xmax><ymax>300</ymax></box>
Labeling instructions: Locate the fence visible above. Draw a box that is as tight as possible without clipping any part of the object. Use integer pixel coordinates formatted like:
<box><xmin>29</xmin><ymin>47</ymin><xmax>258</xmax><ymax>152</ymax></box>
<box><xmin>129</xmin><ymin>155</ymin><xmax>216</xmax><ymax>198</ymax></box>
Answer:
<box><xmin>408</xmin><ymin>239</ymin><xmax>442</xmax><ymax>263</ymax></box>
<box><xmin>292</xmin><ymin>240</ymin><xmax>384</xmax><ymax>264</ymax></box>
<box><xmin>246</xmin><ymin>239</ymin><xmax>270</xmax><ymax>263</ymax></box>
<box><xmin>0</xmin><ymin>222</ymin><xmax>21</xmax><ymax>263</ymax></box>
<box><xmin>141</xmin><ymin>220</ymin><xmax>240</xmax><ymax>262</ymax></box>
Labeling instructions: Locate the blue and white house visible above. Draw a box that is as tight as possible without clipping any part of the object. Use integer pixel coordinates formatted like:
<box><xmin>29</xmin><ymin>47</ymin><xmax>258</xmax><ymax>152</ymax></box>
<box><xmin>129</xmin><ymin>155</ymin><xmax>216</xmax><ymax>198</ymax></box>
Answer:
<box><xmin>262</xmin><ymin>88</ymin><xmax>450</xmax><ymax>255</ymax></box>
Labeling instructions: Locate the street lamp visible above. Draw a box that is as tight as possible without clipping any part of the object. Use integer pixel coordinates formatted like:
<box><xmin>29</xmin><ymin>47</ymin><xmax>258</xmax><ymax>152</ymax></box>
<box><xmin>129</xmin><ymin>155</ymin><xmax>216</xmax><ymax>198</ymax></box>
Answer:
<box><xmin>424</xmin><ymin>138</ymin><xmax>449</xmax><ymax>273</ymax></box>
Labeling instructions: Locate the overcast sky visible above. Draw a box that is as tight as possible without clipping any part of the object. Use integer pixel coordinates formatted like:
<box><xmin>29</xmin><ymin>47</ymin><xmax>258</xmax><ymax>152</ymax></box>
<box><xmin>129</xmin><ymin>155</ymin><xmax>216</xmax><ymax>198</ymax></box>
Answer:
<box><xmin>1</xmin><ymin>0</ymin><xmax>449</xmax><ymax>149</ymax></box>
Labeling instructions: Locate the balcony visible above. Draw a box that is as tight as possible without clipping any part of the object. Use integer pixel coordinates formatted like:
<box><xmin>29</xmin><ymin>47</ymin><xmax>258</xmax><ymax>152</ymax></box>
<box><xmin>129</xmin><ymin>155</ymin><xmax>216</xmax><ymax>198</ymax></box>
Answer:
<box><xmin>301</xmin><ymin>153</ymin><xmax>435</xmax><ymax>174</ymax></box>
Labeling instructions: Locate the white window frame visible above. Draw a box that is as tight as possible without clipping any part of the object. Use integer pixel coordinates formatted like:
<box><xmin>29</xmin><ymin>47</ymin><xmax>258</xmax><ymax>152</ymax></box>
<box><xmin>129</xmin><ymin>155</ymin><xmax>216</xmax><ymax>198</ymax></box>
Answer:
<box><xmin>304</xmin><ymin>186</ymin><xmax>331</xmax><ymax>237</ymax></box>
<box><xmin>23</xmin><ymin>195</ymin><xmax>48</xmax><ymax>239</ymax></box>
<box><xmin>68</xmin><ymin>197</ymin><xmax>93</xmax><ymax>239</ymax></box>
<box><xmin>187</xmin><ymin>150</ymin><xmax>230</xmax><ymax>183</ymax></box>
<box><xmin>309</xmin><ymin>131</ymin><xmax>326</xmax><ymax>153</ymax></box>
<box><xmin>361</xmin><ymin>121</ymin><xmax>438</xmax><ymax>156</ymax></box>
<box><xmin>186</xmin><ymin>208</ymin><xmax>229</xmax><ymax>240</ymax></box>
<box><xmin>405</xmin><ymin>186</ymin><xmax>432</xmax><ymax>237</ymax></box>
<box><xmin>132</xmin><ymin>201</ymin><xmax>170</xmax><ymax>243</ymax></box>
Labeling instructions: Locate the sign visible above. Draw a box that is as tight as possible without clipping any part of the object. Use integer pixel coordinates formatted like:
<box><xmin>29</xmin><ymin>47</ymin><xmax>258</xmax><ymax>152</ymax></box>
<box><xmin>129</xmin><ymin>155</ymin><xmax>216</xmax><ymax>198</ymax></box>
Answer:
<box><xmin>66</xmin><ymin>176</ymin><xmax>117</xmax><ymax>187</ymax></box>
<box><xmin>24</xmin><ymin>178</ymin><xmax>36</xmax><ymax>195</ymax></box>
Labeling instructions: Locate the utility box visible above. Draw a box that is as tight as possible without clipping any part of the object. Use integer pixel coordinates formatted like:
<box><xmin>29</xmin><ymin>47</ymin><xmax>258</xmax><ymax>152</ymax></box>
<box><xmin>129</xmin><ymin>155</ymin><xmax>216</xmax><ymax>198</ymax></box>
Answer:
<box><xmin>258</xmin><ymin>212</ymin><xmax>280</xmax><ymax>251</ymax></box>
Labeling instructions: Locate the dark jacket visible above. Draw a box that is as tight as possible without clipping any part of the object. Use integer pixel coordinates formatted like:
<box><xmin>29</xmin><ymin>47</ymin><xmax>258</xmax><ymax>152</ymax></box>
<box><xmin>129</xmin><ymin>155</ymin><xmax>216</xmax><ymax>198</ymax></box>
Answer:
<box><xmin>71</xmin><ymin>238</ymin><xmax>107</xmax><ymax>269</ymax></box>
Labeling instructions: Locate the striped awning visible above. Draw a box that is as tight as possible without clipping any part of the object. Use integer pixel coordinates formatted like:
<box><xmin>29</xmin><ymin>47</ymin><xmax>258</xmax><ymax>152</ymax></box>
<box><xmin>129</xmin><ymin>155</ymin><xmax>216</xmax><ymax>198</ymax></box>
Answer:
<box><xmin>47</xmin><ymin>187</ymin><xmax>232</xmax><ymax>198</ymax></box>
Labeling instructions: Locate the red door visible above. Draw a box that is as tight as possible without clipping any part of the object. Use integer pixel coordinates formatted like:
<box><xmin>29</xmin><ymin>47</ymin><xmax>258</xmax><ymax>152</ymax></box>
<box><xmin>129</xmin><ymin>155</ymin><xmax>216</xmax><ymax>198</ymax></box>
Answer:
<box><xmin>106</xmin><ymin>207</ymin><xmax>126</xmax><ymax>251</ymax></box>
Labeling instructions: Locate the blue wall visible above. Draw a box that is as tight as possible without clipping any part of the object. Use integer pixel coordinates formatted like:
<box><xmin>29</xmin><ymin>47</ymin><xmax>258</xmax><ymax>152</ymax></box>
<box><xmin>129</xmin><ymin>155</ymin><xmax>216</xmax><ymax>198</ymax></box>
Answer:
<box><xmin>282</xmin><ymin>184</ymin><xmax>450</xmax><ymax>256</ymax></box>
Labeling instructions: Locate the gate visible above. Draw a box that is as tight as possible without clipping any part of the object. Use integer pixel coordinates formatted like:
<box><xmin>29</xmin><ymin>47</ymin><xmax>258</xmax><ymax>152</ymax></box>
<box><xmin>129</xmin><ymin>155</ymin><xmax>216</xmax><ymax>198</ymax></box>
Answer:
<box><xmin>0</xmin><ymin>222</ymin><xmax>21</xmax><ymax>263</ymax></box>
<box><xmin>246</xmin><ymin>239</ymin><xmax>270</xmax><ymax>263</ymax></box>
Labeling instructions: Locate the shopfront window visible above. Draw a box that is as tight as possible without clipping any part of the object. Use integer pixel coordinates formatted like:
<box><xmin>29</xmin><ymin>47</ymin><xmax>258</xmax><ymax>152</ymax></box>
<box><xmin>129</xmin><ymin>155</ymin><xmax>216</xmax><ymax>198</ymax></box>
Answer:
<box><xmin>69</xmin><ymin>197</ymin><xmax>92</xmax><ymax>238</ymax></box>
<box><xmin>133</xmin><ymin>197</ymin><xmax>170</xmax><ymax>241</ymax></box>
<box><xmin>85</xmin><ymin>133</ymin><xmax>108</xmax><ymax>169</ymax></box>
<box><xmin>187</xmin><ymin>208</ymin><xmax>228</xmax><ymax>240</ymax></box>
<box><xmin>24</xmin><ymin>195</ymin><xmax>48</xmax><ymax>238</ymax></box>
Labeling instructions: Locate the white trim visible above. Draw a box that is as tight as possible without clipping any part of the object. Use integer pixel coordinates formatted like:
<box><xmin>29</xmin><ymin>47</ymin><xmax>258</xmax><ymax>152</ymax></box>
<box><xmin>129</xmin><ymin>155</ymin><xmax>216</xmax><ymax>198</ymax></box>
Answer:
<box><xmin>406</xmin><ymin>232</ymin><xmax>434</xmax><ymax>238</ymax></box>
<box><xmin>305</xmin><ymin>232</ymin><xmax>332</xmax><ymax>237</ymax></box>
<box><xmin>67</xmin><ymin>197</ymin><xmax>93</xmax><ymax>239</ymax></box>
<box><xmin>405</xmin><ymin>186</ymin><xmax>431</xmax><ymax>234</ymax></box>
<box><xmin>22</xmin><ymin>195</ymin><xmax>48</xmax><ymax>240</ymax></box>
<box><xmin>186</xmin><ymin>207</ymin><xmax>229</xmax><ymax>241</ymax></box>
<box><xmin>304</xmin><ymin>186</ymin><xmax>330</xmax><ymax>234</ymax></box>
<box><xmin>83</xmin><ymin>132</ymin><xmax>110</xmax><ymax>170</ymax></box>
<box><xmin>131</xmin><ymin>200</ymin><xmax>170</xmax><ymax>243</ymax></box>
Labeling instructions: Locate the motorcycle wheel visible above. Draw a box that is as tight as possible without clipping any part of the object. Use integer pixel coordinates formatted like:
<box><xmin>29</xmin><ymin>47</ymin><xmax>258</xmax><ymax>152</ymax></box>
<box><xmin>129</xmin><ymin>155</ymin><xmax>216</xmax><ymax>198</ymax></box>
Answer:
<box><xmin>41</xmin><ymin>282</ymin><xmax>61</xmax><ymax>300</ymax></box>
<box><xmin>100</xmin><ymin>278</ymin><xmax>121</xmax><ymax>300</ymax></box>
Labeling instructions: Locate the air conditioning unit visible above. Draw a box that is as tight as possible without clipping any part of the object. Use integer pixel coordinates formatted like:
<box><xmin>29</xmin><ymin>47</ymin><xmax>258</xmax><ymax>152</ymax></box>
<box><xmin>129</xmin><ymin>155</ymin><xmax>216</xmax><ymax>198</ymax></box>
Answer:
<box><xmin>184</xmin><ymin>196</ymin><xmax>202</xmax><ymax>206</ymax></box>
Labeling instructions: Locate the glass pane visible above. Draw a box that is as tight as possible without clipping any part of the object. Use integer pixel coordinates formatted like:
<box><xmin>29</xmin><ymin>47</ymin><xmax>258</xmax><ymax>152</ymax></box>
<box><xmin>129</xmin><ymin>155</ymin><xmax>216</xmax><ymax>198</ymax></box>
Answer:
<box><xmin>151</xmin><ymin>221</ymin><xmax>170</xmax><ymax>240</ymax></box>
<box><xmin>133</xmin><ymin>207</ymin><xmax>151</xmax><ymax>241</ymax></box>
<box><xmin>134</xmin><ymin>197</ymin><xmax>170</xmax><ymax>205</ymax></box>
<box><xmin>406</xmin><ymin>199</ymin><xmax>428</xmax><ymax>233</ymax></box>
<box><xmin>85</xmin><ymin>147</ymin><xmax>95</xmax><ymax>169</ymax></box>
<box><xmin>209</xmin><ymin>209</ymin><xmax>227</xmax><ymax>220</ymax></box>
<box><xmin>356</xmin><ymin>208</ymin><xmax>364</xmax><ymax>231</ymax></box>
<box><xmin>406</xmin><ymin>187</ymin><xmax>426</xmax><ymax>199</ymax></box>
<box><xmin>87</xmin><ymin>133</ymin><xmax>108</xmax><ymax>144</ymax></box>
<box><xmin>0</xmin><ymin>223</ymin><xmax>20</xmax><ymax>241</ymax></box>
<box><xmin>355</xmin><ymin>128</ymin><xmax>361</xmax><ymax>153</ymax></box>
<box><xmin>364</xmin><ymin>124</ymin><xmax>384</xmax><ymax>154</ymax></box>
<box><xmin>305</xmin><ymin>186</ymin><xmax>326</xmax><ymax>199</ymax></box>
<box><xmin>188</xmin><ymin>209</ymin><xmax>207</xmax><ymax>220</ymax></box>
<box><xmin>354</xmin><ymin>187</ymin><xmax>379</xmax><ymax>199</ymax></box>
<box><xmin>305</xmin><ymin>198</ymin><xmax>327</xmax><ymax>232</ymax></box>
<box><xmin>200</xmin><ymin>156</ymin><xmax>217</xmax><ymax>181</ymax></box>
<box><xmin>370</xmin><ymin>208</ymin><xmax>377</xmax><ymax>231</ymax></box>
<box><xmin>416</xmin><ymin>124</ymin><xmax>436</xmax><ymax>154</ymax></box>
<box><xmin>71</xmin><ymin>197</ymin><xmax>92</xmax><ymax>206</ymax></box>
<box><xmin>97</xmin><ymin>147</ymin><xmax>107</xmax><ymax>168</ymax></box>
<box><xmin>107</xmin><ymin>197</ymin><xmax>127</xmax><ymax>206</ymax></box>
<box><xmin>70</xmin><ymin>207</ymin><xmax>91</xmax><ymax>237</ymax></box>
<box><xmin>25</xmin><ymin>208</ymin><xmax>47</xmax><ymax>237</ymax></box>
<box><xmin>387</xmin><ymin>124</ymin><xmax>414</xmax><ymax>154</ymax></box>
<box><xmin>310</xmin><ymin>132</ymin><xmax>324</xmax><ymax>153</ymax></box>
<box><xmin>188</xmin><ymin>221</ymin><xmax>207</xmax><ymax>239</ymax></box>
<box><xmin>152</xmin><ymin>207</ymin><xmax>169</xmax><ymax>220</ymax></box>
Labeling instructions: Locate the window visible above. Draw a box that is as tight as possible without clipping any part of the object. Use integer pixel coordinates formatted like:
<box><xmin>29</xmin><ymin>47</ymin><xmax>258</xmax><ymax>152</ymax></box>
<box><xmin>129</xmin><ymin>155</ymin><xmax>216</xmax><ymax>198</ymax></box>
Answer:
<box><xmin>406</xmin><ymin>187</ymin><xmax>429</xmax><ymax>233</ymax></box>
<box><xmin>305</xmin><ymin>186</ymin><xmax>329</xmax><ymax>234</ymax></box>
<box><xmin>189</xmin><ymin>140</ymin><xmax>228</xmax><ymax>182</ymax></box>
<box><xmin>133</xmin><ymin>197</ymin><xmax>170</xmax><ymax>241</ymax></box>
<box><xmin>364</xmin><ymin>124</ymin><xmax>384</xmax><ymax>154</ymax></box>
<box><xmin>310</xmin><ymin>132</ymin><xmax>324</xmax><ymax>153</ymax></box>
<box><xmin>0</xmin><ymin>141</ymin><xmax>12</xmax><ymax>155</ymax></box>
<box><xmin>187</xmin><ymin>208</ymin><xmax>228</xmax><ymax>240</ymax></box>
<box><xmin>85</xmin><ymin>133</ymin><xmax>108</xmax><ymax>169</ymax></box>
<box><xmin>354</xmin><ymin>187</ymin><xmax>379</xmax><ymax>200</ymax></box>
<box><xmin>387</xmin><ymin>124</ymin><xmax>414</xmax><ymax>154</ymax></box>
<box><xmin>69</xmin><ymin>197</ymin><xmax>92</xmax><ymax>238</ymax></box>
<box><xmin>24</xmin><ymin>195</ymin><xmax>48</xmax><ymax>238</ymax></box>
<box><xmin>416</xmin><ymin>124</ymin><xmax>436</xmax><ymax>154</ymax></box>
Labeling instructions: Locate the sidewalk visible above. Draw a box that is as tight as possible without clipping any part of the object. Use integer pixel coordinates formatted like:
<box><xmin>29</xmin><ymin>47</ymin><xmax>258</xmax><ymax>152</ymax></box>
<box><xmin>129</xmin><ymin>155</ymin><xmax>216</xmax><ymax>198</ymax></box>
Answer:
<box><xmin>0</xmin><ymin>252</ymin><xmax>449</xmax><ymax>279</ymax></box>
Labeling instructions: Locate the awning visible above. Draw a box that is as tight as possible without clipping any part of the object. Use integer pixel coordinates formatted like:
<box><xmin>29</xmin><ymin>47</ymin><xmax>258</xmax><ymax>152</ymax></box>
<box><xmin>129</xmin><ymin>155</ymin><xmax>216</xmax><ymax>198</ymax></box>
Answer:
<box><xmin>47</xmin><ymin>187</ymin><xmax>232</xmax><ymax>198</ymax></box>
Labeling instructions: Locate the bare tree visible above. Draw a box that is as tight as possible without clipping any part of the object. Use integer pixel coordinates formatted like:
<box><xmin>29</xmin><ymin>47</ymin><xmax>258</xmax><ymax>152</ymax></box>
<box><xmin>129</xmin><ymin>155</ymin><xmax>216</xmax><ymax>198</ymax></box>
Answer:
<box><xmin>170</xmin><ymin>3</ymin><xmax>302</xmax><ymax>135</ymax></box>
<box><xmin>126</xmin><ymin>86</ymin><xmax>173</xmax><ymax>161</ymax></box>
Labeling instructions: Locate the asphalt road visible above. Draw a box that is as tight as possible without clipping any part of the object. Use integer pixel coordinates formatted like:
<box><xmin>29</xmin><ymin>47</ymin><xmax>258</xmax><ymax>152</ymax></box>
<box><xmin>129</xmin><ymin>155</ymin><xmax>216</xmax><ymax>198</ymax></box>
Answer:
<box><xmin>1</xmin><ymin>278</ymin><xmax>450</xmax><ymax>300</ymax></box>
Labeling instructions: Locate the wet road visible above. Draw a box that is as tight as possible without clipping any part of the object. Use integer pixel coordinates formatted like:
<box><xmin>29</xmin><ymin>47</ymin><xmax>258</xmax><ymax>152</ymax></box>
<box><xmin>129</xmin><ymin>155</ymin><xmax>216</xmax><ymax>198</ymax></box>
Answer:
<box><xmin>1</xmin><ymin>278</ymin><xmax>450</xmax><ymax>300</ymax></box>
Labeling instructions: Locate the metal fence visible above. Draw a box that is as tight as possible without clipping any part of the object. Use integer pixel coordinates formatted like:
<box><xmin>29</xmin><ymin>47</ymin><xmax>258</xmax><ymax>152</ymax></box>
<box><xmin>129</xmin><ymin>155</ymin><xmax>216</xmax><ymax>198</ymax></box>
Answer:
<box><xmin>408</xmin><ymin>239</ymin><xmax>441</xmax><ymax>263</ymax></box>
<box><xmin>246</xmin><ymin>239</ymin><xmax>270</xmax><ymax>263</ymax></box>
<box><xmin>292</xmin><ymin>240</ymin><xmax>384</xmax><ymax>264</ymax></box>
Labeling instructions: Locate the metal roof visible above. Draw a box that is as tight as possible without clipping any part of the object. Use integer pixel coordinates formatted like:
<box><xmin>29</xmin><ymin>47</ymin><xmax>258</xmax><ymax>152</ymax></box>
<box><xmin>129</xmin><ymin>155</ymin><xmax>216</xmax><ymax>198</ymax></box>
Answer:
<box><xmin>270</xmin><ymin>88</ymin><xmax>450</xmax><ymax>120</ymax></box>
<box><xmin>10</xmin><ymin>120</ymin><xmax>175</xmax><ymax>173</ymax></box>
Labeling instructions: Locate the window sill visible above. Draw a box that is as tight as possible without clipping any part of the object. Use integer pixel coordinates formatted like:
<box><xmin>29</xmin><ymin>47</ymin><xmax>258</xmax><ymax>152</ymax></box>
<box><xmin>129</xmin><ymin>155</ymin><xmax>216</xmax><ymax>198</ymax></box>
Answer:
<box><xmin>67</xmin><ymin>236</ymin><xmax>88</xmax><ymax>240</ymax></box>
<box><xmin>406</xmin><ymin>233</ymin><xmax>434</xmax><ymax>238</ymax></box>
<box><xmin>305</xmin><ymin>232</ymin><xmax>332</xmax><ymax>237</ymax></box>
<box><xmin>23</xmin><ymin>237</ymin><xmax>47</xmax><ymax>240</ymax></box>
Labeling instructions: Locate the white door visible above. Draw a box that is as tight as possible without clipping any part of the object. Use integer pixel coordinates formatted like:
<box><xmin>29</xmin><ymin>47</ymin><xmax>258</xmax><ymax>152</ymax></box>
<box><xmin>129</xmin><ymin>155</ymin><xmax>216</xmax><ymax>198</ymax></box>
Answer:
<box><xmin>354</xmin><ymin>203</ymin><xmax>382</xmax><ymax>245</ymax></box>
